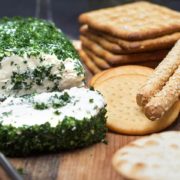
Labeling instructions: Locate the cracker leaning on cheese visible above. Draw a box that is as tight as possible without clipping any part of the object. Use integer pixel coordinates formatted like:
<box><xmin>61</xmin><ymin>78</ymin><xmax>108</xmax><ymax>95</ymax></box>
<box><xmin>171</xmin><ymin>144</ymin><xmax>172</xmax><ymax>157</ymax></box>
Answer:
<box><xmin>145</xmin><ymin>66</ymin><xmax>180</xmax><ymax>120</ymax></box>
<box><xmin>136</xmin><ymin>40</ymin><xmax>180</xmax><ymax>106</ymax></box>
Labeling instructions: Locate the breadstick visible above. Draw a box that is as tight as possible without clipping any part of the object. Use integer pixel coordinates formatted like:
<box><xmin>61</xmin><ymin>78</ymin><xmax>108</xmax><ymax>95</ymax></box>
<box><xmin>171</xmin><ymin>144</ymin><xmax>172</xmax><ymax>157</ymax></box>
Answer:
<box><xmin>144</xmin><ymin>66</ymin><xmax>180</xmax><ymax>120</ymax></box>
<box><xmin>136</xmin><ymin>40</ymin><xmax>180</xmax><ymax>106</ymax></box>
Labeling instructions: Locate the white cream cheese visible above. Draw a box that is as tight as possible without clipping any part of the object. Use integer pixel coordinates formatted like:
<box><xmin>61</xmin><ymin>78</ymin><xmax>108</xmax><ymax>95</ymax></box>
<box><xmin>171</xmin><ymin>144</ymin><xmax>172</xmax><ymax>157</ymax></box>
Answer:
<box><xmin>0</xmin><ymin>87</ymin><xmax>106</xmax><ymax>127</ymax></box>
<box><xmin>0</xmin><ymin>54</ymin><xmax>85</xmax><ymax>99</ymax></box>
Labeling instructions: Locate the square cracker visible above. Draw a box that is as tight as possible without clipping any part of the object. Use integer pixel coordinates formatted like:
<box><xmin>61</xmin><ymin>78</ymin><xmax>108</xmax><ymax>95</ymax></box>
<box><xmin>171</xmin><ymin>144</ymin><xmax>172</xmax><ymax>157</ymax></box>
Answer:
<box><xmin>80</xmin><ymin>25</ymin><xmax>180</xmax><ymax>54</ymax></box>
<box><xmin>80</xmin><ymin>35</ymin><xmax>169</xmax><ymax>65</ymax></box>
<box><xmin>82</xmin><ymin>47</ymin><xmax>160</xmax><ymax>69</ymax></box>
<box><xmin>82</xmin><ymin>47</ymin><xmax>111</xmax><ymax>70</ymax></box>
<box><xmin>79</xmin><ymin>1</ymin><xmax>180</xmax><ymax>40</ymax></box>
<box><xmin>78</xmin><ymin>49</ymin><xmax>102</xmax><ymax>74</ymax></box>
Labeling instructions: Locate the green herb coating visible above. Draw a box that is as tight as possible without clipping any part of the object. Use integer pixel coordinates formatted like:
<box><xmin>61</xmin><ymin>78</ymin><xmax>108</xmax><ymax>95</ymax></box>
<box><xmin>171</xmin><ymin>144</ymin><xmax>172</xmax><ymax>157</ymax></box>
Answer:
<box><xmin>0</xmin><ymin>108</ymin><xmax>107</xmax><ymax>157</ymax></box>
<box><xmin>0</xmin><ymin>17</ymin><xmax>79</xmax><ymax>60</ymax></box>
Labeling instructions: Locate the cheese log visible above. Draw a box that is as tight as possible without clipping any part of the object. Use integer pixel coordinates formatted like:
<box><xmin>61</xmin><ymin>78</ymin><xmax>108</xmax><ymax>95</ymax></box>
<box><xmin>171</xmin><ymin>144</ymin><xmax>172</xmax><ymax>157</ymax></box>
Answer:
<box><xmin>0</xmin><ymin>87</ymin><xmax>107</xmax><ymax>156</ymax></box>
<box><xmin>136</xmin><ymin>40</ymin><xmax>180</xmax><ymax>106</ymax></box>
<box><xmin>144</xmin><ymin>66</ymin><xmax>180</xmax><ymax>120</ymax></box>
<box><xmin>0</xmin><ymin>17</ymin><xmax>85</xmax><ymax>99</ymax></box>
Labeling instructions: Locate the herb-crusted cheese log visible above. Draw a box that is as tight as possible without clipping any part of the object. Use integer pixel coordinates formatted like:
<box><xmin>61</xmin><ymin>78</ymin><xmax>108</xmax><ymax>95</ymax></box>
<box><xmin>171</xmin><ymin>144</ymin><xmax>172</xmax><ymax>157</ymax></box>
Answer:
<box><xmin>0</xmin><ymin>17</ymin><xmax>85</xmax><ymax>99</ymax></box>
<box><xmin>0</xmin><ymin>87</ymin><xmax>107</xmax><ymax>156</ymax></box>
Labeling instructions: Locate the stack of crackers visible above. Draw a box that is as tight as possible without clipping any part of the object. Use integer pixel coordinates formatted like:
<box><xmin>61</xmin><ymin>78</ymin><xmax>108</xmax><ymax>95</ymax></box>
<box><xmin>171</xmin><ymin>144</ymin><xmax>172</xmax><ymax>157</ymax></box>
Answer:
<box><xmin>78</xmin><ymin>1</ymin><xmax>180</xmax><ymax>74</ymax></box>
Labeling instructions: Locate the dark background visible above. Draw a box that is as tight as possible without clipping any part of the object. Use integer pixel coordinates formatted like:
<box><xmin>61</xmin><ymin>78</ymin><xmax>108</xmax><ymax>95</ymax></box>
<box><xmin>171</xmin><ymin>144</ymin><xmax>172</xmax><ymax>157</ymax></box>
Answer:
<box><xmin>0</xmin><ymin>0</ymin><xmax>179</xmax><ymax>39</ymax></box>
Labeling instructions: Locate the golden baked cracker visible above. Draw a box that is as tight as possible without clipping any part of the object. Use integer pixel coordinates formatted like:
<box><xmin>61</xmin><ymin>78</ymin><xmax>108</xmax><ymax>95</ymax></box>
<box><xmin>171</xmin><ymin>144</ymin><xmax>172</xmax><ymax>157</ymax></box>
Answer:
<box><xmin>85</xmin><ymin>26</ymin><xmax>180</xmax><ymax>53</ymax></box>
<box><xmin>137</xmin><ymin>40</ymin><xmax>180</xmax><ymax>106</ymax></box>
<box><xmin>79</xmin><ymin>1</ymin><xmax>180</xmax><ymax>40</ymax></box>
<box><xmin>80</xmin><ymin>35</ymin><xmax>169</xmax><ymax>65</ymax></box>
<box><xmin>112</xmin><ymin>131</ymin><xmax>180</xmax><ymax>180</ymax></box>
<box><xmin>82</xmin><ymin>47</ymin><xmax>111</xmax><ymax>70</ymax></box>
<box><xmin>89</xmin><ymin>71</ymin><xmax>106</xmax><ymax>86</ymax></box>
<box><xmin>101</xmin><ymin>31</ymin><xmax>180</xmax><ymax>52</ymax></box>
<box><xmin>90</xmin><ymin>65</ymin><xmax>154</xmax><ymax>86</ymax></box>
<box><xmin>78</xmin><ymin>49</ymin><xmax>101</xmax><ymax>74</ymax></box>
<box><xmin>80</xmin><ymin>26</ymin><xmax>123</xmax><ymax>53</ymax></box>
<box><xmin>145</xmin><ymin>66</ymin><xmax>180</xmax><ymax>120</ymax></box>
<box><xmin>82</xmin><ymin>46</ymin><xmax>160</xmax><ymax>69</ymax></box>
<box><xmin>94</xmin><ymin>74</ymin><xmax>179</xmax><ymax>135</ymax></box>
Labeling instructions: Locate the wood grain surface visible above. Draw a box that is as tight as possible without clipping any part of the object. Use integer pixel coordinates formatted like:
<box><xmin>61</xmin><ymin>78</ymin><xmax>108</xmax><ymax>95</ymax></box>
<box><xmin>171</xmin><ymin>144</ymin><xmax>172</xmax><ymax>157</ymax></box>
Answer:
<box><xmin>8</xmin><ymin>133</ymin><xmax>138</xmax><ymax>180</ymax></box>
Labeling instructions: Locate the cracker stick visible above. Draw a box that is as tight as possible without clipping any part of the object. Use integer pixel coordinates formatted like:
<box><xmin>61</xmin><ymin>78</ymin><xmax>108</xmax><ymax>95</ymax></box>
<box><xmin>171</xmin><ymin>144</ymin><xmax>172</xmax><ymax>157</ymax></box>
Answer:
<box><xmin>144</xmin><ymin>66</ymin><xmax>180</xmax><ymax>120</ymax></box>
<box><xmin>136</xmin><ymin>40</ymin><xmax>180</xmax><ymax>106</ymax></box>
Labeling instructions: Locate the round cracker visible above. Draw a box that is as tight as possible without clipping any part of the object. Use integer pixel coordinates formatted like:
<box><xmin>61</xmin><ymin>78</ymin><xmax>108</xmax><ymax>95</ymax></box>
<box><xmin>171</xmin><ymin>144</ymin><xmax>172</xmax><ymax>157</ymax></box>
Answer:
<box><xmin>90</xmin><ymin>65</ymin><xmax>154</xmax><ymax>86</ymax></box>
<box><xmin>89</xmin><ymin>71</ymin><xmax>106</xmax><ymax>86</ymax></box>
<box><xmin>94</xmin><ymin>74</ymin><xmax>179</xmax><ymax>135</ymax></box>
<box><xmin>112</xmin><ymin>131</ymin><xmax>180</xmax><ymax>180</ymax></box>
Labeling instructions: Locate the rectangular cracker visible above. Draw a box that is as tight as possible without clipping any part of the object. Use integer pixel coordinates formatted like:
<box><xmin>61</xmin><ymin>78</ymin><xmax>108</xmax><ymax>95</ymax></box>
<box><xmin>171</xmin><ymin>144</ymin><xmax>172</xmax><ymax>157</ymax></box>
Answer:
<box><xmin>79</xmin><ymin>1</ymin><xmax>180</xmax><ymax>40</ymax></box>
<box><xmin>82</xmin><ymin>47</ymin><xmax>111</xmax><ymax>70</ymax></box>
<box><xmin>80</xmin><ymin>35</ymin><xmax>169</xmax><ymax>65</ymax></box>
<box><xmin>80</xmin><ymin>26</ymin><xmax>123</xmax><ymax>53</ymax></box>
<box><xmin>78</xmin><ymin>49</ymin><xmax>102</xmax><ymax>74</ymax></box>
<box><xmin>80</xmin><ymin>25</ymin><xmax>180</xmax><ymax>54</ymax></box>
<box><xmin>82</xmin><ymin>47</ymin><xmax>160</xmax><ymax>69</ymax></box>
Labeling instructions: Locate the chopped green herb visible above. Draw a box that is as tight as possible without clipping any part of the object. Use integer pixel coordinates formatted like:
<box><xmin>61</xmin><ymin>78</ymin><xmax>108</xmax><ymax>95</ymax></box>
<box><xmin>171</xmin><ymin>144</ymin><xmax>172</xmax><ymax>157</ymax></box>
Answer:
<box><xmin>8</xmin><ymin>65</ymin><xmax>62</xmax><ymax>91</ymax></box>
<box><xmin>90</xmin><ymin>86</ymin><xmax>94</xmax><ymax>91</ymax></box>
<box><xmin>16</xmin><ymin>167</ymin><xmax>25</xmax><ymax>175</ymax></box>
<box><xmin>61</xmin><ymin>92</ymin><xmax>70</xmax><ymax>101</ymax></box>
<box><xmin>2</xmin><ymin>111</ymin><xmax>12</xmax><ymax>117</ymax></box>
<box><xmin>33</xmin><ymin>65</ymin><xmax>52</xmax><ymax>85</ymax></box>
<box><xmin>39</xmin><ymin>57</ymin><xmax>44</xmax><ymax>62</ymax></box>
<box><xmin>51</xmin><ymin>92</ymin><xmax>70</xmax><ymax>108</ymax></box>
<box><xmin>102</xmin><ymin>139</ymin><xmax>108</xmax><ymax>144</ymax></box>
<box><xmin>74</xmin><ymin>61</ymin><xmax>84</xmax><ymax>76</ymax></box>
<box><xmin>34</xmin><ymin>102</ymin><xmax>48</xmax><ymax>110</ymax></box>
<box><xmin>11</xmin><ymin>71</ymin><xmax>29</xmax><ymax>90</ymax></box>
<box><xmin>89</xmin><ymin>99</ymin><xmax>94</xmax><ymax>103</ymax></box>
<box><xmin>0</xmin><ymin>17</ymin><xmax>79</xmax><ymax>60</ymax></box>
<box><xmin>54</xmin><ymin>110</ymin><xmax>61</xmax><ymax>115</ymax></box>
